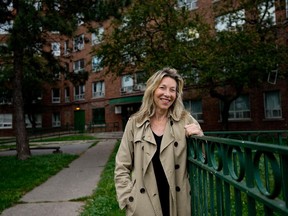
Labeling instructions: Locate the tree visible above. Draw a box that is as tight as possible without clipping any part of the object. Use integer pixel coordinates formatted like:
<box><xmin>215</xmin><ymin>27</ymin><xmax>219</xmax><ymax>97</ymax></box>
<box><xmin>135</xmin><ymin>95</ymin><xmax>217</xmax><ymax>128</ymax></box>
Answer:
<box><xmin>196</xmin><ymin>0</ymin><xmax>288</xmax><ymax>129</ymax></box>
<box><xmin>0</xmin><ymin>0</ymin><xmax>129</xmax><ymax>160</ymax></box>
<box><xmin>96</xmin><ymin>0</ymin><xmax>210</xmax><ymax>78</ymax></box>
<box><xmin>96</xmin><ymin>0</ymin><xmax>288</xmax><ymax>130</ymax></box>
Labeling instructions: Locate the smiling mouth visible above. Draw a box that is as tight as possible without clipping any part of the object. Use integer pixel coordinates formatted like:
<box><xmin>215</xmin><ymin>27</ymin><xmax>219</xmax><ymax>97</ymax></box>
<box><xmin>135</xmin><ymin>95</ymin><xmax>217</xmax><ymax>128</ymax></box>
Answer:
<box><xmin>161</xmin><ymin>98</ymin><xmax>171</xmax><ymax>103</ymax></box>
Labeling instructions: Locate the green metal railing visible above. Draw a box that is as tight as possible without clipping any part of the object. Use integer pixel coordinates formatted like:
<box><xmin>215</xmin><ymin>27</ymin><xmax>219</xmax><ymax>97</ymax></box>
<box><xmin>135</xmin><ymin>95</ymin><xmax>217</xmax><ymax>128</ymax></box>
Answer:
<box><xmin>187</xmin><ymin>132</ymin><xmax>288</xmax><ymax>216</ymax></box>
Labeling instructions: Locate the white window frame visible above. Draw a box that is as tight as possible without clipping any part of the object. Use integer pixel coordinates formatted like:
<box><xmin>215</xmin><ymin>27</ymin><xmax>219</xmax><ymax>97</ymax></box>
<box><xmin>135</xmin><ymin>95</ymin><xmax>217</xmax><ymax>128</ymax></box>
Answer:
<box><xmin>51</xmin><ymin>42</ymin><xmax>60</xmax><ymax>56</ymax></box>
<box><xmin>73</xmin><ymin>34</ymin><xmax>84</xmax><ymax>51</ymax></box>
<box><xmin>25</xmin><ymin>114</ymin><xmax>42</xmax><ymax>128</ymax></box>
<box><xmin>228</xmin><ymin>95</ymin><xmax>251</xmax><ymax>120</ymax></box>
<box><xmin>258</xmin><ymin>0</ymin><xmax>276</xmax><ymax>25</ymax></box>
<box><xmin>92</xmin><ymin>56</ymin><xmax>102</xmax><ymax>72</ymax></box>
<box><xmin>33</xmin><ymin>1</ymin><xmax>42</xmax><ymax>10</ymax></box>
<box><xmin>52</xmin><ymin>88</ymin><xmax>60</xmax><ymax>103</ymax></box>
<box><xmin>286</xmin><ymin>0</ymin><xmax>288</xmax><ymax>18</ymax></box>
<box><xmin>76</xmin><ymin>13</ymin><xmax>84</xmax><ymax>26</ymax></box>
<box><xmin>0</xmin><ymin>114</ymin><xmax>12</xmax><ymax>129</ymax></box>
<box><xmin>264</xmin><ymin>91</ymin><xmax>282</xmax><ymax>119</ymax></box>
<box><xmin>63</xmin><ymin>40</ymin><xmax>69</xmax><ymax>55</ymax></box>
<box><xmin>91</xmin><ymin>27</ymin><xmax>104</xmax><ymax>45</ymax></box>
<box><xmin>215</xmin><ymin>9</ymin><xmax>245</xmax><ymax>32</ymax></box>
<box><xmin>184</xmin><ymin>100</ymin><xmax>203</xmax><ymax>122</ymax></box>
<box><xmin>73</xmin><ymin>59</ymin><xmax>85</xmax><ymax>73</ymax></box>
<box><xmin>121</xmin><ymin>75</ymin><xmax>134</xmax><ymax>93</ymax></box>
<box><xmin>177</xmin><ymin>0</ymin><xmax>198</xmax><ymax>10</ymax></box>
<box><xmin>52</xmin><ymin>112</ymin><xmax>61</xmax><ymax>128</ymax></box>
<box><xmin>74</xmin><ymin>85</ymin><xmax>85</xmax><ymax>101</ymax></box>
<box><xmin>65</xmin><ymin>87</ymin><xmax>70</xmax><ymax>102</ymax></box>
<box><xmin>0</xmin><ymin>21</ymin><xmax>13</xmax><ymax>35</ymax></box>
<box><xmin>92</xmin><ymin>81</ymin><xmax>105</xmax><ymax>98</ymax></box>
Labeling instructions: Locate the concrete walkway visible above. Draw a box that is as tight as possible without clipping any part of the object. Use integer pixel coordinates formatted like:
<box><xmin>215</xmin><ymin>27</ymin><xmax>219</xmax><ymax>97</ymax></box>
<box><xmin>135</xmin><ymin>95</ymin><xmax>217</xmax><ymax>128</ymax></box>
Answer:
<box><xmin>0</xmin><ymin>132</ymin><xmax>123</xmax><ymax>216</ymax></box>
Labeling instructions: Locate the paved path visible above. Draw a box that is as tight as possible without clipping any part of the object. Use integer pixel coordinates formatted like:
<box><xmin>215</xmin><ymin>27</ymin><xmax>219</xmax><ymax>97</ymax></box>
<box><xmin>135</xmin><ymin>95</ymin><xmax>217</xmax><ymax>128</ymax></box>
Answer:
<box><xmin>0</xmin><ymin>132</ymin><xmax>123</xmax><ymax>216</ymax></box>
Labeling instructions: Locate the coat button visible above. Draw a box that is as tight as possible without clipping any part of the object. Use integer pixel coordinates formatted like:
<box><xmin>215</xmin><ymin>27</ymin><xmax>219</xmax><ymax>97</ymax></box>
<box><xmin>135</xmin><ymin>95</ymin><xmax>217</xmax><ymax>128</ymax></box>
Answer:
<box><xmin>176</xmin><ymin>186</ymin><xmax>181</xmax><ymax>192</ymax></box>
<box><xmin>140</xmin><ymin>188</ymin><xmax>145</xmax><ymax>193</ymax></box>
<box><xmin>174</xmin><ymin>142</ymin><xmax>178</xmax><ymax>147</ymax></box>
<box><xmin>175</xmin><ymin>164</ymin><xmax>180</xmax><ymax>169</ymax></box>
<box><xmin>128</xmin><ymin>196</ymin><xmax>134</xmax><ymax>202</ymax></box>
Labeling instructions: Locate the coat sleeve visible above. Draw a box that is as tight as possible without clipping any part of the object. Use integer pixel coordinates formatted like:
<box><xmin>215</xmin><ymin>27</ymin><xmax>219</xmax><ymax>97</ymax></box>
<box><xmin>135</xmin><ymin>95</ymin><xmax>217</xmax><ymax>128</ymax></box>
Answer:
<box><xmin>114</xmin><ymin>117</ymin><xmax>135</xmax><ymax>209</ymax></box>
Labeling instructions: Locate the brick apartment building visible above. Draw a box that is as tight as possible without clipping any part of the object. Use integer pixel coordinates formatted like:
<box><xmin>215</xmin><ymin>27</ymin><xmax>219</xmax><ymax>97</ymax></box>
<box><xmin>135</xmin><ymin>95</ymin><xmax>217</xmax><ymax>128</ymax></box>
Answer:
<box><xmin>0</xmin><ymin>0</ymin><xmax>288</xmax><ymax>136</ymax></box>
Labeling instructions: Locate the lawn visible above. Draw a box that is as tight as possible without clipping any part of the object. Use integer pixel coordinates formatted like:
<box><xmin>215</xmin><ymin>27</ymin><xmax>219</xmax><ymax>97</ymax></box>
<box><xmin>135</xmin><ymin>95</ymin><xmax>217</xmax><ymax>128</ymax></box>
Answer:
<box><xmin>80</xmin><ymin>140</ymin><xmax>125</xmax><ymax>216</ymax></box>
<box><xmin>0</xmin><ymin>135</ymin><xmax>123</xmax><ymax>215</ymax></box>
<box><xmin>0</xmin><ymin>154</ymin><xmax>78</xmax><ymax>213</ymax></box>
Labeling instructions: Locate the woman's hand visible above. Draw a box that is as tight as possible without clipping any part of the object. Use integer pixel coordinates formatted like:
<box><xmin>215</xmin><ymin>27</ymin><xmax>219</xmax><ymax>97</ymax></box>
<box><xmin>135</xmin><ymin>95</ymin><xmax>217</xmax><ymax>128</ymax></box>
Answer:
<box><xmin>184</xmin><ymin>123</ymin><xmax>204</xmax><ymax>137</ymax></box>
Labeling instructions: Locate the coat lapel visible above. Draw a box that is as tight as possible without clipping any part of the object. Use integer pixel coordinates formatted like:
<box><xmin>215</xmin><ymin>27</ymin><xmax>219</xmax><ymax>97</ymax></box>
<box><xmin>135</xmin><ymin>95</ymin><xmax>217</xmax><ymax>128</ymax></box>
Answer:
<box><xmin>160</xmin><ymin>120</ymin><xmax>175</xmax><ymax>153</ymax></box>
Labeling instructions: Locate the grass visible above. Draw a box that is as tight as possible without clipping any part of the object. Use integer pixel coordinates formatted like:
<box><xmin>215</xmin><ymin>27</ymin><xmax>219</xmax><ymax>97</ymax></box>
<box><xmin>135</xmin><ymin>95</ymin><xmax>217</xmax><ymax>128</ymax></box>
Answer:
<box><xmin>0</xmin><ymin>134</ymin><xmax>97</xmax><ymax>150</ymax></box>
<box><xmin>0</xmin><ymin>154</ymin><xmax>78</xmax><ymax>214</ymax></box>
<box><xmin>80</xmin><ymin>140</ymin><xmax>125</xmax><ymax>216</ymax></box>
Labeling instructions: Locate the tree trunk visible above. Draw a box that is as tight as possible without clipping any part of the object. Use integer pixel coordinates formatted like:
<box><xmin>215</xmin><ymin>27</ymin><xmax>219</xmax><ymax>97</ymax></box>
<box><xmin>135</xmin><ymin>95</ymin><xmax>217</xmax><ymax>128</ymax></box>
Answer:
<box><xmin>13</xmin><ymin>51</ymin><xmax>31</xmax><ymax>160</ymax></box>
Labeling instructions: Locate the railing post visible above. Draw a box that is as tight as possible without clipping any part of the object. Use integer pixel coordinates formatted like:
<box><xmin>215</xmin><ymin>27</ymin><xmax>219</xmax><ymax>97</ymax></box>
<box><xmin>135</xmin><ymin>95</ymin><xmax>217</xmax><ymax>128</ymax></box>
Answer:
<box><xmin>244</xmin><ymin>147</ymin><xmax>256</xmax><ymax>216</ymax></box>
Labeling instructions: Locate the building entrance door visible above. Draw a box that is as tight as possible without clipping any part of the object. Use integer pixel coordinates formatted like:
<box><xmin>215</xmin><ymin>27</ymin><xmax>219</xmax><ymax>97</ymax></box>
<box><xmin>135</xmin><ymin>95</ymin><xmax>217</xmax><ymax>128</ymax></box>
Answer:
<box><xmin>74</xmin><ymin>110</ymin><xmax>85</xmax><ymax>133</ymax></box>
<box><xmin>122</xmin><ymin>104</ymin><xmax>141</xmax><ymax>129</ymax></box>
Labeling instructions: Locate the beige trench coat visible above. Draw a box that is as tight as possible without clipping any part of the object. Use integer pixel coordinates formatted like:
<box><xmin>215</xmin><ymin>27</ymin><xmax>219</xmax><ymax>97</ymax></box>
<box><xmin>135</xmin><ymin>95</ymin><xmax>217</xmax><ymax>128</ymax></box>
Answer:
<box><xmin>115</xmin><ymin>113</ymin><xmax>199</xmax><ymax>216</ymax></box>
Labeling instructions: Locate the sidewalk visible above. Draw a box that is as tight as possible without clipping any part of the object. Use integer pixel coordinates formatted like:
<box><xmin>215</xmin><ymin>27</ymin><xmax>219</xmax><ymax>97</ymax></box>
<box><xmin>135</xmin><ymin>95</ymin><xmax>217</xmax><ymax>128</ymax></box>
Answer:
<box><xmin>0</xmin><ymin>132</ymin><xmax>123</xmax><ymax>216</ymax></box>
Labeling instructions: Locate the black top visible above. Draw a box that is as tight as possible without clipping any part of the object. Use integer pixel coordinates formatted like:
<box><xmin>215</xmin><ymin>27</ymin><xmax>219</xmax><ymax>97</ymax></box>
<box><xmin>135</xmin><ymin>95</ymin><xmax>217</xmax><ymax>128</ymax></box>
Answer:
<box><xmin>152</xmin><ymin>132</ymin><xmax>170</xmax><ymax>216</ymax></box>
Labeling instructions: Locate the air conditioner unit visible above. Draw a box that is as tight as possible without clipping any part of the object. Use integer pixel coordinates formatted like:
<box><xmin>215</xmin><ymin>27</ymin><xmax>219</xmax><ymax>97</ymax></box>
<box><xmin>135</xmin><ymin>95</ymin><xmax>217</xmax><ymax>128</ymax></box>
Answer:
<box><xmin>133</xmin><ymin>84</ymin><xmax>141</xmax><ymax>91</ymax></box>
<box><xmin>115</xmin><ymin>106</ymin><xmax>122</xmax><ymax>114</ymax></box>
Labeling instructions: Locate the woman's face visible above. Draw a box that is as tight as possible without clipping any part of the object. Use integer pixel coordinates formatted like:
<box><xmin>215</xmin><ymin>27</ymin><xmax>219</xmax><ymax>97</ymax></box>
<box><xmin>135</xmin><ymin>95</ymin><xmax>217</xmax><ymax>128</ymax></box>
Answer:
<box><xmin>153</xmin><ymin>76</ymin><xmax>177</xmax><ymax>112</ymax></box>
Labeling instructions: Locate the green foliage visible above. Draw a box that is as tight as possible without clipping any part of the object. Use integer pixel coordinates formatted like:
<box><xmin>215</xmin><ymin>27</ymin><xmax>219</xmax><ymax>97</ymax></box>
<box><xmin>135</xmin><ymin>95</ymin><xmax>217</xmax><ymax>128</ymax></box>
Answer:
<box><xmin>81</xmin><ymin>141</ymin><xmax>125</xmax><ymax>216</ymax></box>
<box><xmin>0</xmin><ymin>154</ymin><xmax>78</xmax><ymax>213</ymax></box>
<box><xmin>96</xmin><ymin>0</ymin><xmax>210</xmax><ymax>80</ymax></box>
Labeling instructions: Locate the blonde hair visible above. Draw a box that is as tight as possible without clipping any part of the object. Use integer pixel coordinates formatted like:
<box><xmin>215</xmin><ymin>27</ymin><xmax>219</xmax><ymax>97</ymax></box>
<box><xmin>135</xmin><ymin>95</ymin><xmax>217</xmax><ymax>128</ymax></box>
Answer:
<box><xmin>135</xmin><ymin>67</ymin><xmax>188</xmax><ymax>122</ymax></box>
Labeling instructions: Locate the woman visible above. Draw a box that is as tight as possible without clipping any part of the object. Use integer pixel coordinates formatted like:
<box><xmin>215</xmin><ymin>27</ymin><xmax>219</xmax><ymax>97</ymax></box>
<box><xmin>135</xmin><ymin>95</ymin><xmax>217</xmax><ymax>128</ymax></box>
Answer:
<box><xmin>114</xmin><ymin>67</ymin><xmax>203</xmax><ymax>216</ymax></box>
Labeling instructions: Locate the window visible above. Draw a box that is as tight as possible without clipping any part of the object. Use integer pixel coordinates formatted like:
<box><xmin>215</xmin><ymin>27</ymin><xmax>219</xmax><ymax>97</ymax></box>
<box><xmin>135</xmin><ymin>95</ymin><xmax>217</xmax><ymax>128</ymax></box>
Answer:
<box><xmin>286</xmin><ymin>0</ymin><xmax>288</xmax><ymax>19</ymax></box>
<box><xmin>51</xmin><ymin>42</ymin><xmax>60</xmax><ymax>56</ymax></box>
<box><xmin>65</xmin><ymin>87</ymin><xmax>70</xmax><ymax>102</ymax></box>
<box><xmin>52</xmin><ymin>88</ymin><xmax>60</xmax><ymax>103</ymax></box>
<box><xmin>177</xmin><ymin>0</ymin><xmax>198</xmax><ymax>10</ymax></box>
<box><xmin>76</xmin><ymin>13</ymin><xmax>84</xmax><ymax>26</ymax></box>
<box><xmin>73</xmin><ymin>34</ymin><xmax>84</xmax><ymax>51</ymax></box>
<box><xmin>176</xmin><ymin>28</ymin><xmax>199</xmax><ymax>42</ymax></box>
<box><xmin>0</xmin><ymin>90</ymin><xmax>12</xmax><ymax>105</ymax></box>
<box><xmin>0</xmin><ymin>114</ymin><xmax>12</xmax><ymax>129</ymax></box>
<box><xmin>91</xmin><ymin>27</ymin><xmax>104</xmax><ymax>45</ymax></box>
<box><xmin>63</xmin><ymin>40</ymin><xmax>69</xmax><ymax>55</ymax></box>
<box><xmin>184</xmin><ymin>100</ymin><xmax>203</xmax><ymax>121</ymax></box>
<box><xmin>215</xmin><ymin>9</ymin><xmax>245</xmax><ymax>32</ymax></box>
<box><xmin>228</xmin><ymin>95</ymin><xmax>251</xmax><ymax>120</ymax></box>
<box><xmin>33</xmin><ymin>1</ymin><xmax>42</xmax><ymax>10</ymax></box>
<box><xmin>73</xmin><ymin>59</ymin><xmax>85</xmax><ymax>73</ymax></box>
<box><xmin>52</xmin><ymin>112</ymin><xmax>61</xmax><ymax>127</ymax></box>
<box><xmin>92</xmin><ymin>56</ymin><xmax>102</xmax><ymax>72</ymax></box>
<box><xmin>0</xmin><ymin>21</ymin><xmax>13</xmax><ymax>34</ymax></box>
<box><xmin>92</xmin><ymin>108</ymin><xmax>105</xmax><ymax>125</ymax></box>
<box><xmin>92</xmin><ymin>81</ymin><xmax>105</xmax><ymax>98</ymax></box>
<box><xmin>258</xmin><ymin>0</ymin><xmax>276</xmax><ymax>25</ymax></box>
<box><xmin>25</xmin><ymin>114</ymin><xmax>42</xmax><ymax>128</ymax></box>
<box><xmin>264</xmin><ymin>91</ymin><xmax>282</xmax><ymax>118</ymax></box>
<box><xmin>121</xmin><ymin>75</ymin><xmax>134</xmax><ymax>93</ymax></box>
<box><xmin>74</xmin><ymin>85</ymin><xmax>85</xmax><ymax>101</ymax></box>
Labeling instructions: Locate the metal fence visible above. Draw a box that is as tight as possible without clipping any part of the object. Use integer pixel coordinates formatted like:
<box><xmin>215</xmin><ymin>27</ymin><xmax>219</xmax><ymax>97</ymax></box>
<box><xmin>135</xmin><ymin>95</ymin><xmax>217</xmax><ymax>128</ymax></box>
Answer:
<box><xmin>187</xmin><ymin>132</ymin><xmax>288</xmax><ymax>215</ymax></box>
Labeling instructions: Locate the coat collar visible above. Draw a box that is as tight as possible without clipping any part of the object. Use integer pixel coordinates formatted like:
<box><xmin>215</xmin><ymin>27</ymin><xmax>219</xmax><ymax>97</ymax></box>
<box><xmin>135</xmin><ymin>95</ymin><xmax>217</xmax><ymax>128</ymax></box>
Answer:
<box><xmin>135</xmin><ymin>114</ymin><xmax>176</xmax><ymax>152</ymax></box>
<box><xmin>135</xmin><ymin>112</ymin><xmax>179</xmax><ymax>129</ymax></box>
